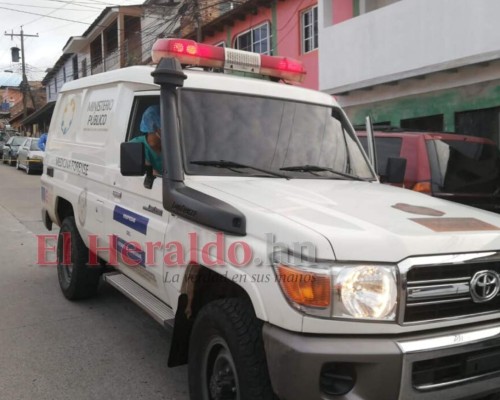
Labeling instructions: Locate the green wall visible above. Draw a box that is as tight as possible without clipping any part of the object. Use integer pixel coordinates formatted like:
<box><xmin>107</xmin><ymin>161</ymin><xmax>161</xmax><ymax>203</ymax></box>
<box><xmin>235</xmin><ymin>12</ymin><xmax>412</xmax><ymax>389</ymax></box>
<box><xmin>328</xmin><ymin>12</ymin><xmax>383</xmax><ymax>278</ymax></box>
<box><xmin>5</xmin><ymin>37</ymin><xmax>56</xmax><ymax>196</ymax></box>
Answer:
<box><xmin>347</xmin><ymin>80</ymin><xmax>500</xmax><ymax>132</ymax></box>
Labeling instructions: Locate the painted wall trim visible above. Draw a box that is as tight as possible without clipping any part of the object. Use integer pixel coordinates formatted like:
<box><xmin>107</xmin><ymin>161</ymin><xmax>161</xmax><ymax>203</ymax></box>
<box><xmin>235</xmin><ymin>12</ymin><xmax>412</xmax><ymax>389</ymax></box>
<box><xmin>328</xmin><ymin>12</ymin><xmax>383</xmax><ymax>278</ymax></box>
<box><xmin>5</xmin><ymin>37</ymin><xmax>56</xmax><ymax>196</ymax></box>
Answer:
<box><xmin>327</xmin><ymin>49</ymin><xmax>500</xmax><ymax>94</ymax></box>
<box><xmin>271</xmin><ymin>0</ymin><xmax>278</xmax><ymax>55</ymax></box>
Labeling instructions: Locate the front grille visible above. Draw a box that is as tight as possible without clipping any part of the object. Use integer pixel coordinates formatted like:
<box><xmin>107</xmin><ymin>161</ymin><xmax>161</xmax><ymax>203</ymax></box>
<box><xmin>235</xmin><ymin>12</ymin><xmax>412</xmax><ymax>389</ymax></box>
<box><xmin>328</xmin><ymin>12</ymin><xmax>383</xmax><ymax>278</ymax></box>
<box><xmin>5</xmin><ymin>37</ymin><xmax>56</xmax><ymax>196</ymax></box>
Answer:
<box><xmin>404</xmin><ymin>261</ymin><xmax>500</xmax><ymax>323</ymax></box>
<box><xmin>412</xmin><ymin>345</ymin><xmax>500</xmax><ymax>390</ymax></box>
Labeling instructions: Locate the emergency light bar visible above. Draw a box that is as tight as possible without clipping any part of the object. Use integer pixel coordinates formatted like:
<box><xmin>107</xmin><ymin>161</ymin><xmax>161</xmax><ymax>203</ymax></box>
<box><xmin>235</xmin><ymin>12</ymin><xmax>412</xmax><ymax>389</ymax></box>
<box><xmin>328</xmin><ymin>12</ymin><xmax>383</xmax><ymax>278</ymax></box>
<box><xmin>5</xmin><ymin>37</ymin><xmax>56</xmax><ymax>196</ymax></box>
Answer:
<box><xmin>151</xmin><ymin>39</ymin><xmax>306</xmax><ymax>83</ymax></box>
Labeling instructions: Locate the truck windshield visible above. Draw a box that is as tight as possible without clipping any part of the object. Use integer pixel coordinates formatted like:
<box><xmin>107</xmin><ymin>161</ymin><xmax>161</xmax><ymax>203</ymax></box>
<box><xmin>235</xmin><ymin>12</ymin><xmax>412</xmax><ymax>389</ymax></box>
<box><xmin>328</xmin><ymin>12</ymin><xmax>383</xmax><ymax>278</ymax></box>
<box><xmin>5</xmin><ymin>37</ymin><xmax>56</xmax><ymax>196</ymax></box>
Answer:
<box><xmin>180</xmin><ymin>90</ymin><xmax>374</xmax><ymax>180</ymax></box>
<box><xmin>428</xmin><ymin>139</ymin><xmax>500</xmax><ymax>194</ymax></box>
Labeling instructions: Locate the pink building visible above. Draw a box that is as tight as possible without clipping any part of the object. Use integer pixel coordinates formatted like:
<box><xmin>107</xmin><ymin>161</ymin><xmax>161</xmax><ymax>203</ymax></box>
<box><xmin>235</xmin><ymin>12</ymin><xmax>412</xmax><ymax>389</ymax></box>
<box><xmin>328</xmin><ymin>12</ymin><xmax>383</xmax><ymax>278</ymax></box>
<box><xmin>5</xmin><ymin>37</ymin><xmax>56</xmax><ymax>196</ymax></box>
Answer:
<box><xmin>181</xmin><ymin>0</ymin><xmax>319</xmax><ymax>90</ymax></box>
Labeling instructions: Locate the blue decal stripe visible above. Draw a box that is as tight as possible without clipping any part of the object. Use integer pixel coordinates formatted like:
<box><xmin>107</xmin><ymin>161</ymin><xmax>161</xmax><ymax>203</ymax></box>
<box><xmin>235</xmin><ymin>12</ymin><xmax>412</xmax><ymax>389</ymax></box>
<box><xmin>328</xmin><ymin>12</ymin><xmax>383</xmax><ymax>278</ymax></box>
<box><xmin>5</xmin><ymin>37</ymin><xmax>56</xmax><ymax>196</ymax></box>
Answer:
<box><xmin>113</xmin><ymin>205</ymin><xmax>149</xmax><ymax>235</ymax></box>
<box><xmin>114</xmin><ymin>236</ymin><xmax>146</xmax><ymax>267</ymax></box>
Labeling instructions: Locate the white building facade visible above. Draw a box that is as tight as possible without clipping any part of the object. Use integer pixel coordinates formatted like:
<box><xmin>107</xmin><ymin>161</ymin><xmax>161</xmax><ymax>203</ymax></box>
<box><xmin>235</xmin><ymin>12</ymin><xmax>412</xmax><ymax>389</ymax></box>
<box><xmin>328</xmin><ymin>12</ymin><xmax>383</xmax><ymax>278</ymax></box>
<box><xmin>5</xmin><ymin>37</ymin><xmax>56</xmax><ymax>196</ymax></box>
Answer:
<box><xmin>319</xmin><ymin>0</ymin><xmax>500</xmax><ymax>143</ymax></box>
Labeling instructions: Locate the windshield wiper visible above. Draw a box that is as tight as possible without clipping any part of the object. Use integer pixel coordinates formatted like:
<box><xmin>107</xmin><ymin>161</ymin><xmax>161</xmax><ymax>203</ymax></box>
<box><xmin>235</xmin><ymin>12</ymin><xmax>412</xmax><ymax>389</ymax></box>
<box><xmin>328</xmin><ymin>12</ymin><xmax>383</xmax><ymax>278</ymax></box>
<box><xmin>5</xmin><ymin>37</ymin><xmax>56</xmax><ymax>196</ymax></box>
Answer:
<box><xmin>191</xmin><ymin>160</ymin><xmax>290</xmax><ymax>179</ymax></box>
<box><xmin>279</xmin><ymin>164</ymin><xmax>368</xmax><ymax>181</ymax></box>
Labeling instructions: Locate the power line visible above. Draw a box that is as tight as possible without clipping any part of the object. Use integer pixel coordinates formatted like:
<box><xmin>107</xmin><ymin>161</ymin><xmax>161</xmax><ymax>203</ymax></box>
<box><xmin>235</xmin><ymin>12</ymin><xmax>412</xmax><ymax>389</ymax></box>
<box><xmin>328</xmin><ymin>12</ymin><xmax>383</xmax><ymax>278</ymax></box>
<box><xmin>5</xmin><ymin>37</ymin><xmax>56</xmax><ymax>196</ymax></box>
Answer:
<box><xmin>0</xmin><ymin>2</ymin><xmax>100</xmax><ymax>12</ymax></box>
<box><xmin>23</xmin><ymin>0</ymin><xmax>76</xmax><ymax>27</ymax></box>
<box><xmin>0</xmin><ymin>2</ymin><xmax>177</xmax><ymax>31</ymax></box>
<box><xmin>41</xmin><ymin>0</ymin><xmax>113</xmax><ymax>9</ymax></box>
<box><xmin>0</xmin><ymin>5</ymin><xmax>93</xmax><ymax>24</ymax></box>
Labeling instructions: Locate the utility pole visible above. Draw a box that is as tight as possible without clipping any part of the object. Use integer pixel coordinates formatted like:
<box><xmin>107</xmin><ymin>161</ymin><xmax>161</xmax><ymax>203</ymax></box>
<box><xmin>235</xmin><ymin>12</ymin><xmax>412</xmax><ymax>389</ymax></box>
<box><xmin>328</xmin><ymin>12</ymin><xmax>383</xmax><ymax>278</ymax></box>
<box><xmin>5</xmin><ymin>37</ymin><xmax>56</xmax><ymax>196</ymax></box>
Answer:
<box><xmin>192</xmin><ymin>0</ymin><xmax>203</xmax><ymax>42</ymax></box>
<box><xmin>5</xmin><ymin>27</ymin><xmax>39</xmax><ymax>120</ymax></box>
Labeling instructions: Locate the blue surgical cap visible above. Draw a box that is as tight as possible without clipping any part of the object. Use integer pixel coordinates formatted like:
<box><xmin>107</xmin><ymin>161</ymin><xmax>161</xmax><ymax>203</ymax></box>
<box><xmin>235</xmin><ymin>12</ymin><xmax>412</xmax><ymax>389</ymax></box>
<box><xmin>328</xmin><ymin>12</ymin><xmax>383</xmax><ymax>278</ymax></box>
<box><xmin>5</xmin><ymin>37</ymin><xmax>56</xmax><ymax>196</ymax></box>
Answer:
<box><xmin>140</xmin><ymin>105</ymin><xmax>161</xmax><ymax>133</ymax></box>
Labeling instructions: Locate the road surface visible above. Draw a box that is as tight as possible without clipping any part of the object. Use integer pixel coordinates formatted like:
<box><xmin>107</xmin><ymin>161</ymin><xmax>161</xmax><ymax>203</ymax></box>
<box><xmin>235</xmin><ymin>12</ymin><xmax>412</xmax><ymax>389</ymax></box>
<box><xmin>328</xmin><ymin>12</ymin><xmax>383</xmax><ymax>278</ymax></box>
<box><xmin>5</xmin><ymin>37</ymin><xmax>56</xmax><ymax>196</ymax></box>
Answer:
<box><xmin>0</xmin><ymin>163</ymin><xmax>188</xmax><ymax>400</ymax></box>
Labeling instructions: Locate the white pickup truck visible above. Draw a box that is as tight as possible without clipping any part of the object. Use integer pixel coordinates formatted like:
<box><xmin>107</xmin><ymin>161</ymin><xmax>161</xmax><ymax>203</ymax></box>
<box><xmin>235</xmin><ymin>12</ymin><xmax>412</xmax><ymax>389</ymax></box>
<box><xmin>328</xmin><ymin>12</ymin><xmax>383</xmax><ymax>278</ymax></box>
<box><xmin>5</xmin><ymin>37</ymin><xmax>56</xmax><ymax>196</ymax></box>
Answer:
<box><xmin>41</xmin><ymin>39</ymin><xmax>500</xmax><ymax>400</ymax></box>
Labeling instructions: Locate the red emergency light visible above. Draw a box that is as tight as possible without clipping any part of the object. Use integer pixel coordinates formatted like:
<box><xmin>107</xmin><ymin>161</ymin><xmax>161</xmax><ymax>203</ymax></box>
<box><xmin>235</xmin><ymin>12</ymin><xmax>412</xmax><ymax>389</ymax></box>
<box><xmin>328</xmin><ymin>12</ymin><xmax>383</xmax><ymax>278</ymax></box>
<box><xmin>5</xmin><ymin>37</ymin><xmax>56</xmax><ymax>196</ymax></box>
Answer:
<box><xmin>151</xmin><ymin>38</ymin><xmax>306</xmax><ymax>83</ymax></box>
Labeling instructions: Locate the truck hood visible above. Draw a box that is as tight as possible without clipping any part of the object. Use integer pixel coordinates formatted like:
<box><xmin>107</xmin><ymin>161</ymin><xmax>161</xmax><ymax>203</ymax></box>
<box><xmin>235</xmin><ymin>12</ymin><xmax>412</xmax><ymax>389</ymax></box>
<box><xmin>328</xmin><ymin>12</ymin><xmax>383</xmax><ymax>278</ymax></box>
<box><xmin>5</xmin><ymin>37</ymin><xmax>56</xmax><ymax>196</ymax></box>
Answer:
<box><xmin>197</xmin><ymin>179</ymin><xmax>500</xmax><ymax>262</ymax></box>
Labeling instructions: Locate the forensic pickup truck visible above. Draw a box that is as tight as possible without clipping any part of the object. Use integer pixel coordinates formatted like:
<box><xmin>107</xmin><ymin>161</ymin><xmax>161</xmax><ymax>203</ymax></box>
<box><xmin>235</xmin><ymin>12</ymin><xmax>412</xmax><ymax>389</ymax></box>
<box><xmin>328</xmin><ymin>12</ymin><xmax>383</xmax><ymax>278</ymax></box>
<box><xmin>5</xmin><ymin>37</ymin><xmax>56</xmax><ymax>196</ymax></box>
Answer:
<box><xmin>41</xmin><ymin>38</ymin><xmax>500</xmax><ymax>400</ymax></box>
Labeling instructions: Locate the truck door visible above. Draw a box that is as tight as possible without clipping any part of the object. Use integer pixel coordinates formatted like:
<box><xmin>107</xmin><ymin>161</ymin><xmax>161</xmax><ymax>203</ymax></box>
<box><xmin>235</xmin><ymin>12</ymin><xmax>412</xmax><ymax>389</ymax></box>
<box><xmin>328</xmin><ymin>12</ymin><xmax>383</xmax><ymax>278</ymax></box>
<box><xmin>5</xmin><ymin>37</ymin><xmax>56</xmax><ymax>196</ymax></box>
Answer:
<box><xmin>108</xmin><ymin>95</ymin><xmax>171</xmax><ymax>304</ymax></box>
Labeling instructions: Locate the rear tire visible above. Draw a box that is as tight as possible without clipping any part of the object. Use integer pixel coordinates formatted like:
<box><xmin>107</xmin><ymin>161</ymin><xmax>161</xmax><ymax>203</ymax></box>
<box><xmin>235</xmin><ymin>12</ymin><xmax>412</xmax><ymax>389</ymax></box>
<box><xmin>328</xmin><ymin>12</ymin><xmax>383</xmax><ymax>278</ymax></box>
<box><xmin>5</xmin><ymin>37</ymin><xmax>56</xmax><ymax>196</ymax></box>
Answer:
<box><xmin>188</xmin><ymin>298</ymin><xmax>275</xmax><ymax>400</ymax></box>
<box><xmin>57</xmin><ymin>216</ymin><xmax>101</xmax><ymax>300</ymax></box>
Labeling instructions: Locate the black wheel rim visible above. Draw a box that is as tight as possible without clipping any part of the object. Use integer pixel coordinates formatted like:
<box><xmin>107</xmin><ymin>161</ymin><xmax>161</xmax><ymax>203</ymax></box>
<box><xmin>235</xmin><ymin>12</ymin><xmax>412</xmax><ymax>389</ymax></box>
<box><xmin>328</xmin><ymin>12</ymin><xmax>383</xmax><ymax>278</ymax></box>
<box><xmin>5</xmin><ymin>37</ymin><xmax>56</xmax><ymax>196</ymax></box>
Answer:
<box><xmin>202</xmin><ymin>337</ymin><xmax>240</xmax><ymax>400</ymax></box>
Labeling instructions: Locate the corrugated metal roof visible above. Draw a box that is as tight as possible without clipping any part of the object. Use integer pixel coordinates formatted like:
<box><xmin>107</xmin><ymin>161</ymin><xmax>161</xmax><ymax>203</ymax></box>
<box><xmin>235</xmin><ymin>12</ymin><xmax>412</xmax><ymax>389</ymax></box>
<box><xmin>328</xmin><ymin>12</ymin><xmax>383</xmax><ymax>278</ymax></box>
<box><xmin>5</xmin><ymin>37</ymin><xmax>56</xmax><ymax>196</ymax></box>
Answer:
<box><xmin>0</xmin><ymin>72</ymin><xmax>22</xmax><ymax>87</ymax></box>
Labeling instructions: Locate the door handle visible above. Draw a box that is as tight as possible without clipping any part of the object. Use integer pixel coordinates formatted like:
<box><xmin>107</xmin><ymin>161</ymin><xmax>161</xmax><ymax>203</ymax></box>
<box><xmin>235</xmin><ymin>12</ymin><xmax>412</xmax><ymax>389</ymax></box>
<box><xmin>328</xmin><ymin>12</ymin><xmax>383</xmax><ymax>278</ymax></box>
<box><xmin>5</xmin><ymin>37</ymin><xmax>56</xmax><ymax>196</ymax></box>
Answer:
<box><xmin>143</xmin><ymin>204</ymin><xmax>163</xmax><ymax>216</ymax></box>
<box><xmin>112</xmin><ymin>190</ymin><xmax>122</xmax><ymax>199</ymax></box>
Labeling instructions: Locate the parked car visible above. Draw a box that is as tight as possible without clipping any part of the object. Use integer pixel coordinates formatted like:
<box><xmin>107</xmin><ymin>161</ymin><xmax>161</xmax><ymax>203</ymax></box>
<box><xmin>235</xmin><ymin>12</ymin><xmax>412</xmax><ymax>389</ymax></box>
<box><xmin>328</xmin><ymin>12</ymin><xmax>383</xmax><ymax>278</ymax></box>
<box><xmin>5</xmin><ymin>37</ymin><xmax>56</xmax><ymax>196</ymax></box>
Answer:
<box><xmin>0</xmin><ymin>130</ymin><xmax>11</xmax><ymax>159</ymax></box>
<box><xmin>2</xmin><ymin>135</ymin><xmax>26</xmax><ymax>166</ymax></box>
<box><xmin>16</xmin><ymin>137</ymin><xmax>44</xmax><ymax>174</ymax></box>
<box><xmin>357</xmin><ymin>127</ymin><xmax>500</xmax><ymax>213</ymax></box>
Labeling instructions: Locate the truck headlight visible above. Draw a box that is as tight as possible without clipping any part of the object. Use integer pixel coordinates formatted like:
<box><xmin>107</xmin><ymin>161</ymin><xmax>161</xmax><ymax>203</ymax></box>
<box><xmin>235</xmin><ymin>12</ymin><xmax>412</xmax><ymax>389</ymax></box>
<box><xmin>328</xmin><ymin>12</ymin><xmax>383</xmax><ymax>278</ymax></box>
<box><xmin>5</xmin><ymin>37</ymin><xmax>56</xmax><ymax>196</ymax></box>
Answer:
<box><xmin>334</xmin><ymin>265</ymin><xmax>397</xmax><ymax>320</ymax></box>
<box><xmin>273</xmin><ymin>253</ymin><xmax>398</xmax><ymax>321</ymax></box>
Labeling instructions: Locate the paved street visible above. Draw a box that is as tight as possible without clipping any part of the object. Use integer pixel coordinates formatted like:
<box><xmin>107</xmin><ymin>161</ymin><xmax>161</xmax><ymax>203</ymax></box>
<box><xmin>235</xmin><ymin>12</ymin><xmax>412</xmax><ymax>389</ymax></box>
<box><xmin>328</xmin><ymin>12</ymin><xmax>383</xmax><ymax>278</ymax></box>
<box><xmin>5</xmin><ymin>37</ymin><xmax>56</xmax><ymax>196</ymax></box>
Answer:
<box><xmin>0</xmin><ymin>164</ymin><xmax>188</xmax><ymax>400</ymax></box>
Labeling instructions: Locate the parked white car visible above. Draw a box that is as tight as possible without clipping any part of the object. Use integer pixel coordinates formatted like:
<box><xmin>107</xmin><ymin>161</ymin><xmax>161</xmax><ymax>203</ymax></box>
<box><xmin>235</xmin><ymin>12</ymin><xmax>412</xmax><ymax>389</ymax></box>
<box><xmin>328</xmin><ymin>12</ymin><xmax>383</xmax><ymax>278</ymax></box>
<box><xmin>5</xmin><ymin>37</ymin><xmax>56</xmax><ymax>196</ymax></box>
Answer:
<box><xmin>16</xmin><ymin>137</ymin><xmax>44</xmax><ymax>174</ymax></box>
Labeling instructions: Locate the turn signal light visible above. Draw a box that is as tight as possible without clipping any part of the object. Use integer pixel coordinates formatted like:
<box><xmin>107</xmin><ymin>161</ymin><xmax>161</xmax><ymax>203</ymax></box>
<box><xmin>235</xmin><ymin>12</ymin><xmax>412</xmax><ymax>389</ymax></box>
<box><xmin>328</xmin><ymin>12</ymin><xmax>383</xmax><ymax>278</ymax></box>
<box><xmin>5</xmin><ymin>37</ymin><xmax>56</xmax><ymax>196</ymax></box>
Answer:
<box><xmin>413</xmin><ymin>181</ymin><xmax>432</xmax><ymax>194</ymax></box>
<box><xmin>276</xmin><ymin>264</ymin><xmax>331</xmax><ymax>308</ymax></box>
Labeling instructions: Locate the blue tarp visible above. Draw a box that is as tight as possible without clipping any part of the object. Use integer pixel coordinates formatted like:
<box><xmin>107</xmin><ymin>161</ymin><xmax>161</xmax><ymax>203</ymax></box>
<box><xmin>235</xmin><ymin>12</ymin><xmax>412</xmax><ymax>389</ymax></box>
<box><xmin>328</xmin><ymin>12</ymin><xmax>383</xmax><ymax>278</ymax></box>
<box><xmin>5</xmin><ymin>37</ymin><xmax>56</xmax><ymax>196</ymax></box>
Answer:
<box><xmin>0</xmin><ymin>72</ymin><xmax>22</xmax><ymax>87</ymax></box>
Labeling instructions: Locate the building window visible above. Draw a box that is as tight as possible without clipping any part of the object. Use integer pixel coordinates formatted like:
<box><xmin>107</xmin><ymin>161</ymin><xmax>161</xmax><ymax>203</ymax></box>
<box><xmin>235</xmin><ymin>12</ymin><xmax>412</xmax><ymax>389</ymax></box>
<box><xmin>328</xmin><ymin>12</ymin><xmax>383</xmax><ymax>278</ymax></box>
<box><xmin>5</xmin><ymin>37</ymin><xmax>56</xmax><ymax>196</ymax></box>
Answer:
<box><xmin>235</xmin><ymin>22</ymin><xmax>271</xmax><ymax>55</ymax></box>
<box><xmin>104</xmin><ymin>20</ymin><xmax>118</xmax><ymax>55</ymax></box>
<box><xmin>302</xmin><ymin>6</ymin><xmax>318</xmax><ymax>54</ymax></box>
<box><xmin>81</xmin><ymin>58</ymin><xmax>87</xmax><ymax>77</ymax></box>
<box><xmin>354</xmin><ymin>0</ymin><xmax>400</xmax><ymax>16</ymax></box>
<box><xmin>72</xmin><ymin>55</ymin><xmax>79</xmax><ymax>80</ymax></box>
<box><xmin>456</xmin><ymin>107</ymin><xmax>500</xmax><ymax>144</ymax></box>
<box><xmin>401</xmin><ymin>114</ymin><xmax>444</xmax><ymax>132</ymax></box>
<box><xmin>90</xmin><ymin>37</ymin><xmax>103</xmax><ymax>70</ymax></box>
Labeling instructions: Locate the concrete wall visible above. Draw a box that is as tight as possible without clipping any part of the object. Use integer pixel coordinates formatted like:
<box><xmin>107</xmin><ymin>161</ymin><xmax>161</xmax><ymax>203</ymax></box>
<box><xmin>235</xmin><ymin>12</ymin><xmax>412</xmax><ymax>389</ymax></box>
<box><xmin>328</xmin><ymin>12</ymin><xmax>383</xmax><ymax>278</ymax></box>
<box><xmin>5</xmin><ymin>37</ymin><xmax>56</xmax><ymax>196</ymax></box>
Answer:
<box><xmin>319</xmin><ymin>0</ymin><xmax>500</xmax><ymax>93</ymax></box>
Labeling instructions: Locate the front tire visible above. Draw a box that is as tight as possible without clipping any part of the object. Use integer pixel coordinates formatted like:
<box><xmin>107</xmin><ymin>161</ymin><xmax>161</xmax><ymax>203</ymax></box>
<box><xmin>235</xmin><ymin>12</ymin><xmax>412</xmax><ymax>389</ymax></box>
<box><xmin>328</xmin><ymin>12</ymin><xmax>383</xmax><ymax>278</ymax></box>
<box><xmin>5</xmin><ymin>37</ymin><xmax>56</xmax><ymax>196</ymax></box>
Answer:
<box><xmin>57</xmin><ymin>216</ymin><xmax>101</xmax><ymax>300</ymax></box>
<box><xmin>188</xmin><ymin>298</ymin><xmax>275</xmax><ymax>400</ymax></box>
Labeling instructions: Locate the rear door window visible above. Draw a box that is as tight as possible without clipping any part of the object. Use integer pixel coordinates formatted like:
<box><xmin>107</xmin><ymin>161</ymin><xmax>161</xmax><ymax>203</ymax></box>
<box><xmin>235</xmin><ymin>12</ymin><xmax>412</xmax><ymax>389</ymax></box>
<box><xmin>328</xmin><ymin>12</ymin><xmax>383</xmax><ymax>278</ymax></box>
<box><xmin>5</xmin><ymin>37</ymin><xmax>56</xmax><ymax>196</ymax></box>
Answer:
<box><xmin>427</xmin><ymin>139</ymin><xmax>500</xmax><ymax>194</ymax></box>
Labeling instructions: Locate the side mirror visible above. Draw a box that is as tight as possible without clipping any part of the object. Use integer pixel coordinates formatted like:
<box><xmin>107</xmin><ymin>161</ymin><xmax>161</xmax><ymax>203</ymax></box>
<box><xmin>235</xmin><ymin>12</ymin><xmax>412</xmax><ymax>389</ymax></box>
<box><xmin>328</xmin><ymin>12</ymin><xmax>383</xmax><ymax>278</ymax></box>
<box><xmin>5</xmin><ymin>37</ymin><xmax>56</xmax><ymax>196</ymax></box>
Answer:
<box><xmin>384</xmin><ymin>157</ymin><xmax>407</xmax><ymax>184</ymax></box>
<box><xmin>120</xmin><ymin>142</ymin><xmax>146</xmax><ymax>176</ymax></box>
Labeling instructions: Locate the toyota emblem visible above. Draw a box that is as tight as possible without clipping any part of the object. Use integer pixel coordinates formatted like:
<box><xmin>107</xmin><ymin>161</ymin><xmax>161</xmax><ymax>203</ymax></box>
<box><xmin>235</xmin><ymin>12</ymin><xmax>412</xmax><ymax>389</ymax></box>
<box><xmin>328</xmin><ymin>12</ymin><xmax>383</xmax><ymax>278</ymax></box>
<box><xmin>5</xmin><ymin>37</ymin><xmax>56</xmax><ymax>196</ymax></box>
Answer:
<box><xmin>470</xmin><ymin>270</ymin><xmax>500</xmax><ymax>303</ymax></box>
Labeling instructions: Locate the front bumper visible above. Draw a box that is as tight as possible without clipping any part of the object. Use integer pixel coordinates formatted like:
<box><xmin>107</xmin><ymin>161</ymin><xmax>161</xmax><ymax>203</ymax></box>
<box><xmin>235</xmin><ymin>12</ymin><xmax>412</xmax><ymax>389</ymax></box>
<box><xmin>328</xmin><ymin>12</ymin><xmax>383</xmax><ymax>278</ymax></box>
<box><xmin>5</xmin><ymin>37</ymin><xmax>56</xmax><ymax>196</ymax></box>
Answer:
<box><xmin>263</xmin><ymin>322</ymin><xmax>500</xmax><ymax>400</ymax></box>
<box><xmin>26</xmin><ymin>159</ymin><xmax>43</xmax><ymax>171</ymax></box>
